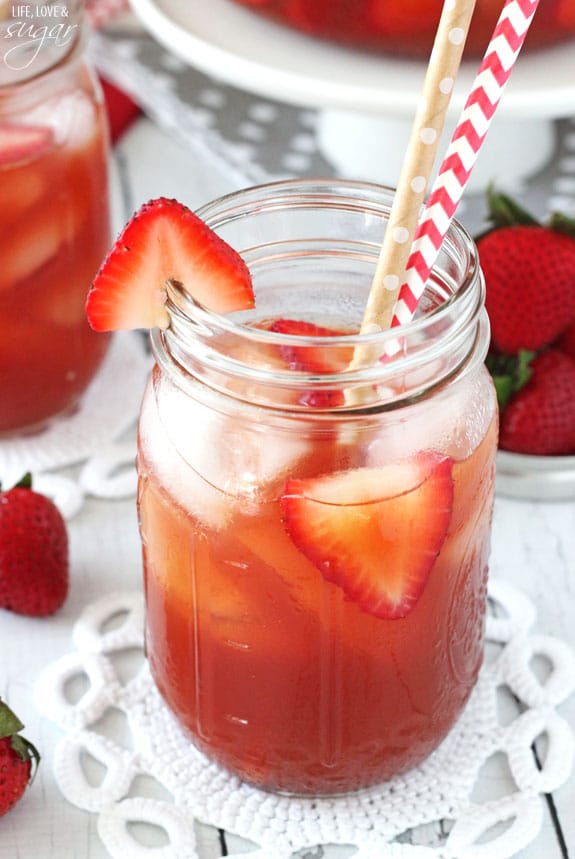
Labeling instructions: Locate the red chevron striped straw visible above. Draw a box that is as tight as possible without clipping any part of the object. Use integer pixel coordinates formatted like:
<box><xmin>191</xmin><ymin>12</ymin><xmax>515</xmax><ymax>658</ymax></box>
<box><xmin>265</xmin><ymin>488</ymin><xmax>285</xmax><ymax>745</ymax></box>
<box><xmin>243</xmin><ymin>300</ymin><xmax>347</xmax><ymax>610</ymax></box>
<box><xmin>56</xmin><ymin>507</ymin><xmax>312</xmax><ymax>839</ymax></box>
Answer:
<box><xmin>391</xmin><ymin>0</ymin><xmax>541</xmax><ymax>330</ymax></box>
<box><xmin>356</xmin><ymin>0</ymin><xmax>478</xmax><ymax>341</ymax></box>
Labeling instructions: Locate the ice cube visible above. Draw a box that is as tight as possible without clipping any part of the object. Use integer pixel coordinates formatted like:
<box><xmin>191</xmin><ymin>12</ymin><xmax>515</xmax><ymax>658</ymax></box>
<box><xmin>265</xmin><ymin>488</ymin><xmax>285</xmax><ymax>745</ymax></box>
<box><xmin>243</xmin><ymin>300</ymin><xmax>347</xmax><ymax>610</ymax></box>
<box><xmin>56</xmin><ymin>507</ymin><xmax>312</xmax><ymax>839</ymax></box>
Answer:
<box><xmin>0</xmin><ymin>123</ymin><xmax>53</xmax><ymax>167</ymax></box>
<box><xmin>139</xmin><ymin>377</ymin><xmax>233</xmax><ymax>531</ymax></box>
<box><xmin>0</xmin><ymin>192</ymin><xmax>89</xmax><ymax>292</ymax></box>
<box><xmin>0</xmin><ymin>209</ymin><xmax>62</xmax><ymax>292</ymax></box>
<box><xmin>26</xmin><ymin>90</ymin><xmax>97</xmax><ymax>150</ymax></box>
<box><xmin>144</xmin><ymin>372</ymin><xmax>309</xmax><ymax>520</ymax></box>
<box><xmin>367</xmin><ymin>368</ymin><xmax>495</xmax><ymax>467</ymax></box>
<box><xmin>60</xmin><ymin>91</ymin><xmax>98</xmax><ymax>152</ymax></box>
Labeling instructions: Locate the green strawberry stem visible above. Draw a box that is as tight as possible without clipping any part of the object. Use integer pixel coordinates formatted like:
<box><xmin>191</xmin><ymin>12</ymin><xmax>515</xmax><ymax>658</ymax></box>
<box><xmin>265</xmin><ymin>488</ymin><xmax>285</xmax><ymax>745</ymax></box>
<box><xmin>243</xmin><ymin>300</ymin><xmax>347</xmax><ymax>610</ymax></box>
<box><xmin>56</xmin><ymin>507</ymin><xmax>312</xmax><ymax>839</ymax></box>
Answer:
<box><xmin>485</xmin><ymin>186</ymin><xmax>539</xmax><ymax>229</ymax></box>
<box><xmin>485</xmin><ymin>186</ymin><xmax>575</xmax><ymax>237</ymax></box>
<box><xmin>0</xmin><ymin>699</ymin><xmax>25</xmax><ymax>737</ymax></box>
<box><xmin>486</xmin><ymin>349</ymin><xmax>535</xmax><ymax>410</ymax></box>
<box><xmin>548</xmin><ymin>211</ymin><xmax>575</xmax><ymax>238</ymax></box>
<box><xmin>0</xmin><ymin>473</ymin><xmax>33</xmax><ymax>493</ymax></box>
<box><xmin>0</xmin><ymin>699</ymin><xmax>41</xmax><ymax>778</ymax></box>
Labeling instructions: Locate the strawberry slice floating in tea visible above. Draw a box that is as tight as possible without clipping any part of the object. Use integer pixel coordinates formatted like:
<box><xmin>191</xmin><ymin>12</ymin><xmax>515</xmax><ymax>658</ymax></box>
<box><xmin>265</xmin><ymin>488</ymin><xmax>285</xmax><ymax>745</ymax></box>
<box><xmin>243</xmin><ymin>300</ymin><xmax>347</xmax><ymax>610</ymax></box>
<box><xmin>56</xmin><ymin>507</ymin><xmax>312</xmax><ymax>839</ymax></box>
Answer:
<box><xmin>281</xmin><ymin>452</ymin><xmax>454</xmax><ymax>620</ymax></box>
<box><xmin>259</xmin><ymin>317</ymin><xmax>355</xmax><ymax>408</ymax></box>
<box><xmin>86</xmin><ymin>197</ymin><xmax>255</xmax><ymax>331</ymax></box>
<box><xmin>267</xmin><ymin>318</ymin><xmax>354</xmax><ymax>374</ymax></box>
<box><xmin>0</xmin><ymin>123</ymin><xmax>53</xmax><ymax>167</ymax></box>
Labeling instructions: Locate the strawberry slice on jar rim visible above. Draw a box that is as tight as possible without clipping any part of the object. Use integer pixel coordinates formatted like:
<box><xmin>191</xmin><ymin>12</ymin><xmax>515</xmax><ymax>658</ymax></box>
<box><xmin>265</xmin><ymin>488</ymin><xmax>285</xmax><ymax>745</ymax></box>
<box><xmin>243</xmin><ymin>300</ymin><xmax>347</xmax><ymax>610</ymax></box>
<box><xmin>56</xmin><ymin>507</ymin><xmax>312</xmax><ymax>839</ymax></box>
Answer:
<box><xmin>86</xmin><ymin>197</ymin><xmax>256</xmax><ymax>330</ymax></box>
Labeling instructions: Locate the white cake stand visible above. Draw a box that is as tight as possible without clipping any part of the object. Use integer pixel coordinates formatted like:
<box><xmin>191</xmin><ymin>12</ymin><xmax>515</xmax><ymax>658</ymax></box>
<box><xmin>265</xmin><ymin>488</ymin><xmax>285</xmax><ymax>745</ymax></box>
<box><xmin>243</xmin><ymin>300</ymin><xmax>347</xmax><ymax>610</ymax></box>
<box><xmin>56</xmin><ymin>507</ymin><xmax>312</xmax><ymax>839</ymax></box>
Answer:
<box><xmin>131</xmin><ymin>0</ymin><xmax>575</xmax><ymax>189</ymax></box>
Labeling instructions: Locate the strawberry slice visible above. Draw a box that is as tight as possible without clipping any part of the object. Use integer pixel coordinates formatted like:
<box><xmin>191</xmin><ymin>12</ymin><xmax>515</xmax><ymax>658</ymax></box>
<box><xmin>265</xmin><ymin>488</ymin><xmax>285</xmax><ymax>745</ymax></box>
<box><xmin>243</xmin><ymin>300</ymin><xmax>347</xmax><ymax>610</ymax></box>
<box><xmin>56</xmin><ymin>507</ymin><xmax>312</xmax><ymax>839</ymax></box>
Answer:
<box><xmin>0</xmin><ymin>124</ymin><xmax>53</xmax><ymax>167</ymax></box>
<box><xmin>268</xmin><ymin>318</ymin><xmax>354</xmax><ymax>374</ymax></box>
<box><xmin>281</xmin><ymin>452</ymin><xmax>454</xmax><ymax>620</ymax></box>
<box><xmin>86</xmin><ymin>197</ymin><xmax>255</xmax><ymax>331</ymax></box>
<box><xmin>261</xmin><ymin>318</ymin><xmax>354</xmax><ymax>408</ymax></box>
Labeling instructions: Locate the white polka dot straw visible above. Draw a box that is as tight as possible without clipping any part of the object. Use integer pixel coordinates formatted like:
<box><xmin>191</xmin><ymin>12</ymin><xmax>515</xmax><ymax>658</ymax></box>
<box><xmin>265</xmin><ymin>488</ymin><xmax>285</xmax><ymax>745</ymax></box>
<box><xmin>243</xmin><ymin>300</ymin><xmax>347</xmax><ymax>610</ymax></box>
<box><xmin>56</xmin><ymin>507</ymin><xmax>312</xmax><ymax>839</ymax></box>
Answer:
<box><xmin>392</xmin><ymin>0</ymin><xmax>542</xmax><ymax>330</ymax></box>
<box><xmin>359</xmin><ymin>0</ymin><xmax>477</xmax><ymax>337</ymax></box>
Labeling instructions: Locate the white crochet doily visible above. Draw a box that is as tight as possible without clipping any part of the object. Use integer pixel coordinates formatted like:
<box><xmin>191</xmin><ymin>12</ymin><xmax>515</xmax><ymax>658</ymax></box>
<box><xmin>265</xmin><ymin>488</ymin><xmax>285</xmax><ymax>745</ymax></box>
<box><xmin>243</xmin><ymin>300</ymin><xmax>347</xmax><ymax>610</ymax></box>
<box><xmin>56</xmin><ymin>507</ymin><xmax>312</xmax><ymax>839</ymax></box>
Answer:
<box><xmin>36</xmin><ymin>579</ymin><xmax>575</xmax><ymax>859</ymax></box>
<box><xmin>0</xmin><ymin>332</ymin><xmax>151</xmax><ymax>517</ymax></box>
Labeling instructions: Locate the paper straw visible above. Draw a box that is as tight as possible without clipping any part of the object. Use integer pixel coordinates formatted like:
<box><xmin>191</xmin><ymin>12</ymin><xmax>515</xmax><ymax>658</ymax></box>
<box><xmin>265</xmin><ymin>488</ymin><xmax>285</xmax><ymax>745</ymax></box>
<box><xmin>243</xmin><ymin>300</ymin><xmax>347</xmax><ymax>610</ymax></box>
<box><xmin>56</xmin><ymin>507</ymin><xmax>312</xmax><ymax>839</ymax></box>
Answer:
<box><xmin>391</xmin><ymin>0</ymin><xmax>541</xmax><ymax>331</ymax></box>
<box><xmin>358</xmin><ymin>0</ymin><xmax>477</xmax><ymax>336</ymax></box>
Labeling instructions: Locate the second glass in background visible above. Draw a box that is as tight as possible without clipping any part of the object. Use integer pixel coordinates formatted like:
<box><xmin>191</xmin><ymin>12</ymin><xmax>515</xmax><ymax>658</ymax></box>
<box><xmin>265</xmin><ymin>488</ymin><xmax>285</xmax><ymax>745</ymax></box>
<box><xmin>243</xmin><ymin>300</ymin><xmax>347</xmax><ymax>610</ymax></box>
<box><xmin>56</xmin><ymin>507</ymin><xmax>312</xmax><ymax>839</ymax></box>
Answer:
<box><xmin>0</xmin><ymin>4</ymin><xmax>112</xmax><ymax>434</ymax></box>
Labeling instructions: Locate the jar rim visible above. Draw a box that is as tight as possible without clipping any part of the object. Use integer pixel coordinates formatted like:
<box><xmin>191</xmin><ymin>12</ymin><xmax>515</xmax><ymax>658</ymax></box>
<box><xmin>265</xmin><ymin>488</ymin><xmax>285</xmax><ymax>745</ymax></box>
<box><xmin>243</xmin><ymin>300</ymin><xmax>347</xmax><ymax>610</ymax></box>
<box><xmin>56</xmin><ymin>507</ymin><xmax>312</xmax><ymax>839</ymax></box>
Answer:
<box><xmin>197</xmin><ymin>176</ymin><xmax>477</xmax><ymax>270</ymax></box>
<box><xmin>155</xmin><ymin>178</ymin><xmax>487</xmax><ymax>413</ymax></box>
<box><xmin>192</xmin><ymin>177</ymin><xmax>479</xmax><ymax>341</ymax></box>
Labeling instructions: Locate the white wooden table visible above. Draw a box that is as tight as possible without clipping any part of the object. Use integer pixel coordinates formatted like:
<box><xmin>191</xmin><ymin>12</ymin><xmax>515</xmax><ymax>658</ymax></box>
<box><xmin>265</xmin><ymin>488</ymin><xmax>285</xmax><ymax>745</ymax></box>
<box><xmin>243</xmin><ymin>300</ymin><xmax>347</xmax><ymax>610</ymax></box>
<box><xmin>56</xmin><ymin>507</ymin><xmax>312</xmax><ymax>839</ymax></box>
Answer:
<box><xmin>1</xmin><ymin>117</ymin><xmax>574</xmax><ymax>859</ymax></box>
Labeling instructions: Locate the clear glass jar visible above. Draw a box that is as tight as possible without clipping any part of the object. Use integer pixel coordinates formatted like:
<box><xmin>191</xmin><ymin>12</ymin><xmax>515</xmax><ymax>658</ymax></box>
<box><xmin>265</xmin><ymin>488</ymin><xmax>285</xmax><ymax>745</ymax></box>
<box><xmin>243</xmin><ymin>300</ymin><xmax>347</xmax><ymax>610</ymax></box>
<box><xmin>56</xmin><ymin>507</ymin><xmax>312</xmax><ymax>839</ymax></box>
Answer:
<box><xmin>137</xmin><ymin>179</ymin><xmax>498</xmax><ymax>795</ymax></box>
<box><xmin>0</xmin><ymin>5</ymin><xmax>111</xmax><ymax>434</ymax></box>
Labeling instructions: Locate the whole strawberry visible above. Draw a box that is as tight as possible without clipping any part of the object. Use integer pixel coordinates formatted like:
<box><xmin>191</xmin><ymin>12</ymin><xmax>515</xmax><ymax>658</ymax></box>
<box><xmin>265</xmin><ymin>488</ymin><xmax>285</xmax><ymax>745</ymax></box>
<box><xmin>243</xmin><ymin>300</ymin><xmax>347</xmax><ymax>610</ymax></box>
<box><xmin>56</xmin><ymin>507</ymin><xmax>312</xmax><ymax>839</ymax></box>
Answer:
<box><xmin>0</xmin><ymin>698</ymin><xmax>40</xmax><ymax>816</ymax></box>
<box><xmin>0</xmin><ymin>474</ymin><xmax>68</xmax><ymax>616</ymax></box>
<box><xmin>497</xmin><ymin>349</ymin><xmax>575</xmax><ymax>456</ymax></box>
<box><xmin>477</xmin><ymin>189</ymin><xmax>575</xmax><ymax>354</ymax></box>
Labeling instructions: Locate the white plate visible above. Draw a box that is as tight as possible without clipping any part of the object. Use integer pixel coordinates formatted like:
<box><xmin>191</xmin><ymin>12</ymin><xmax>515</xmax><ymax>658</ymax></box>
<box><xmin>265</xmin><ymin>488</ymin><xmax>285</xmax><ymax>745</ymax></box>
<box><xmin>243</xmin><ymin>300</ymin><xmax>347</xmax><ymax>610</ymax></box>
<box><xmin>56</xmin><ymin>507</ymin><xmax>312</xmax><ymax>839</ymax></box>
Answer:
<box><xmin>130</xmin><ymin>0</ymin><xmax>575</xmax><ymax>118</ymax></box>
<box><xmin>496</xmin><ymin>451</ymin><xmax>575</xmax><ymax>501</ymax></box>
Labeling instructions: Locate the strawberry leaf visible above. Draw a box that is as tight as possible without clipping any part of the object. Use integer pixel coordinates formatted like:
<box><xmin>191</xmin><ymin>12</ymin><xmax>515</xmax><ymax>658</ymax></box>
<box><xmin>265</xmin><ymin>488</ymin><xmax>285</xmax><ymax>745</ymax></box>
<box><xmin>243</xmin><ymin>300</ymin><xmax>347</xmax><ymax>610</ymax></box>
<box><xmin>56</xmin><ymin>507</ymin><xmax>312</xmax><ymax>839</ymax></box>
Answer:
<box><xmin>0</xmin><ymin>473</ymin><xmax>32</xmax><ymax>493</ymax></box>
<box><xmin>491</xmin><ymin>373</ymin><xmax>514</xmax><ymax>410</ymax></box>
<box><xmin>548</xmin><ymin>211</ymin><xmax>575</xmax><ymax>239</ymax></box>
<box><xmin>0</xmin><ymin>699</ymin><xmax>25</xmax><ymax>738</ymax></box>
<box><xmin>0</xmin><ymin>700</ymin><xmax>41</xmax><ymax>778</ymax></box>
<box><xmin>10</xmin><ymin>735</ymin><xmax>41</xmax><ymax>779</ymax></box>
<box><xmin>485</xmin><ymin>186</ymin><xmax>539</xmax><ymax>229</ymax></box>
<box><xmin>486</xmin><ymin>349</ymin><xmax>535</xmax><ymax>409</ymax></box>
<box><xmin>483</xmin><ymin>187</ymin><xmax>575</xmax><ymax>238</ymax></box>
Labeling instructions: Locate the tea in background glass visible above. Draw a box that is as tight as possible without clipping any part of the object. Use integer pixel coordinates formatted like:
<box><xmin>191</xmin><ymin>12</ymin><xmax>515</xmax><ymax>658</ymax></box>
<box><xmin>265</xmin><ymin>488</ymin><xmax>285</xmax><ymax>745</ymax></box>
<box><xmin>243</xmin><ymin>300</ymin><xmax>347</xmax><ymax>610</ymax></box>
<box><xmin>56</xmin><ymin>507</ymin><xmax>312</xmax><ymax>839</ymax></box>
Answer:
<box><xmin>0</xmin><ymin>3</ymin><xmax>111</xmax><ymax>434</ymax></box>
<box><xmin>136</xmin><ymin>180</ymin><xmax>498</xmax><ymax>795</ymax></box>
<box><xmin>228</xmin><ymin>0</ymin><xmax>575</xmax><ymax>57</ymax></box>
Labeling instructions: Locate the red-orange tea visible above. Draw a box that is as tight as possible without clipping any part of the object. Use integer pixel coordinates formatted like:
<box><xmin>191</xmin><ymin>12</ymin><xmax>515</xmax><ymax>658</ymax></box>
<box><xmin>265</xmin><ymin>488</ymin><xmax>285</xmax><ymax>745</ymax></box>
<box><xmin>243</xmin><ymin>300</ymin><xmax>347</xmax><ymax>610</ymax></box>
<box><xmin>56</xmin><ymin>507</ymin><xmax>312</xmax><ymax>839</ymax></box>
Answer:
<box><xmin>229</xmin><ymin>0</ymin><xmax>575</xmax><ymax>57</ymax></box>
<box><xmin>138</xmin><ymin>362</ymin><xmax>496</xmax><ymax>793</ymax></box>
<box><xmin>0</xmin><ymin>53</ymin><xmax>110</xmax><ymax>433</ymax></box>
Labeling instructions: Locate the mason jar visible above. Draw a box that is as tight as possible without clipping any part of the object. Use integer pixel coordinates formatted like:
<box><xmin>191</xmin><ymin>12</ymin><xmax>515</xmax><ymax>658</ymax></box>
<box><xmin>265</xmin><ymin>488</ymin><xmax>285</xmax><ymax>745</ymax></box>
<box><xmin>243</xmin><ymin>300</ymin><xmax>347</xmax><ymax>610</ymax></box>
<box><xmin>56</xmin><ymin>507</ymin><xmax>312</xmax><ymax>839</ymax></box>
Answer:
<box><xmin>136</xmin><ymin>179</ymin><xmax>498</xmax><ymax>795</ymax></box>
<box><xmin>0</xmin><ymin>4</ymin><xmax>111</xmax><ymax>434</ymax></box>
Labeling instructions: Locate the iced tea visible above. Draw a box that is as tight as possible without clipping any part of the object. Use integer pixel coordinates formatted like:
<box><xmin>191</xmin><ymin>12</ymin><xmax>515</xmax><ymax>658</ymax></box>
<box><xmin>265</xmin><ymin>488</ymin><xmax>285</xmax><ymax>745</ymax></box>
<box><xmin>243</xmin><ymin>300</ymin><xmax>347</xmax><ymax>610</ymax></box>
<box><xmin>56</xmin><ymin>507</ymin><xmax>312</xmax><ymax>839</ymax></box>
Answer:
<box><xmin>229</xmin><ymin>0</ymin><xmax>575</xmax><ymax>57</ymax></box>
<box><xmin>0</xmin><ymin>28</ymin><xmax>111</xmax><ymax>434</ymax></box>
